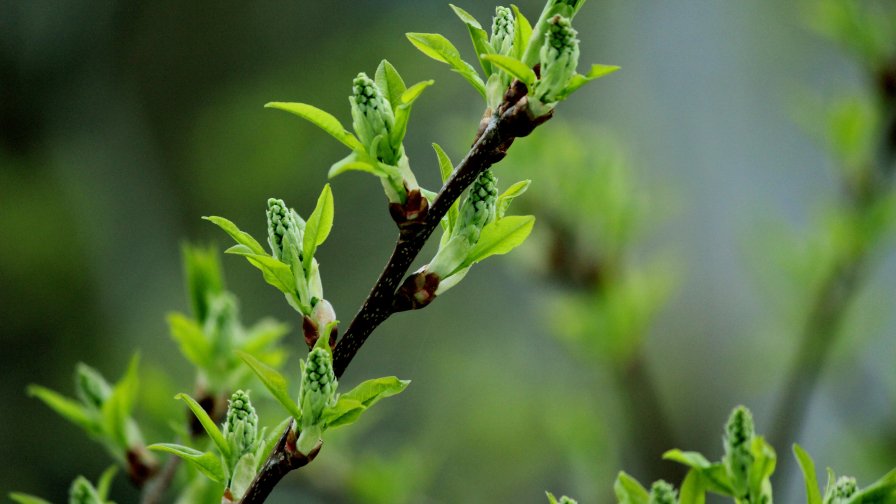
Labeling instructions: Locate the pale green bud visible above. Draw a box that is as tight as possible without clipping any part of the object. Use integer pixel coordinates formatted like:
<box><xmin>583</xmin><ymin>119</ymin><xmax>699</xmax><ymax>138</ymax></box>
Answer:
<box><xmin>824</xmin><ymin>476</ymin><xmax>858</xmax><ymax>504</ymax></box>
<box><xmin>491</xmin><ymin>6</ymin><xmax>515</xmax><ymax>56</ymax></box>
<box><xmin>300</xmin><ymin>342</ymin><xmax>336</xmax><ymax>427</ymax></box>
<box><xmin>350</xmin><ymin>73</ymin><xmax>399</xmax><ymax>165</ymax></box>
<box><xmin>266</xmin><ymin>198</ymin><xmax>304</xmax><ymax>262</ymax></box>
<box><xmin>724</xmin><ymin>406</ymin><xmax>755</xmax><ymax>498</ymax></box>
<box><xmin>75</xmin><ymin>364</ymin><xmax>112</xmax><ymax>410</ymax></box>
<box><xmin>649</xmin><ymin>480</ymin><xmax>678</xmax><ymax>504</ymax></box>
<box><xmin>458</xmin><ymin>169</ymin><xmax>498</xmax><ymax>242</ymax></box>
<box><xmin>535</xmin><ymin>15</ymin><xmax>579</xmax><ymax>104</ymax></box>
<box><xmin>69</xmin><ymin>476</ymin><xmax>102</xmax><ymax>504</ymax></box>
<box><xmin>223</xmin><ymin>390</ymin><xmax>258</xmax><ymax>458</ymax></box>
<box><xmin>557</xmin><ymin>497</ymin><xmax>577</xmax><ymax>504</ymax></box>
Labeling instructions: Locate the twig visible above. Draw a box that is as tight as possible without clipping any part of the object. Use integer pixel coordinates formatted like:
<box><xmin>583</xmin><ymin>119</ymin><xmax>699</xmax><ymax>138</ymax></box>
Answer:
<box><xmin>238</xmin><ymin>89</ymin><xmax>551</xmax><ymax>503</ymax></box>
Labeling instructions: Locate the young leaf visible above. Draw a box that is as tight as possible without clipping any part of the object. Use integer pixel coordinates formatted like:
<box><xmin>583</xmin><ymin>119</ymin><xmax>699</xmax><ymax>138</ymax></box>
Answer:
<box><xmin>339</xmin><ymin>376</ymin><xmax>410</xmax><ymax>408</ymax></box>
<box><xmin>461</xmin><ymin>214</ymin><xmax>535</xmax><ymax>269</ymax></box>
<box><xmin>432</xmin><ymin>143</ymin><xmax>459</xmax><ymax>233</ymax></box>
<box><xmin>329</xmin><ymin>153</ymin><xmax>385</xmax><ymax>179</ymax></box>
<box><xmin>176</xmin><ymin>393</ymin><xmax>231</xmax><ymax>459</ymax></box>
<box><xmin>663</xmin><ymin>449</ymin><xmax>712</xmax><ymax>469</ymax></box>
<box><xmin>302</xmin><ymin>184</ymin><xmax>334</xmax><ymax>277</ymax></box>
<box><xmin>203</xmin><ymin>216</ymin><xmax>266</xmax><ymax>256</ymax></box>
<box><xmin>27</xmin><ymin>385</ymin><xmax>95</xmax><ymax>433</ymax></box>
<box><xmin>793</xmin><ymin>444</ymin><xmax>822</xmax><ymax>504</ymax></box>
<box><xmin>147</xmin><ymin>444</ymin><xmax>226</xmax><ymax>484</ymax></box>
<box><xmin>406</xmin><ymin>33</ymin><xmax>486</xmax><ymax>98</ymax></box>
<box><xmin>614</xmin><ymin>471</ymin><xmax>649</xmax><ymax>504</ymax></box>
<box><xmin>9</xmin><ymin>493</ymin><xmax>52</xmax><ymax>504</ymax></box>
<box><xmin>265</xmin><ymin>102</ymin><xmax>365</xmax><ymax>152</ymax></box>
<box><xmin>321</xmin><ymin>397</ymin><xmax>367</xmax><ymax>429</ymax></box>
<box><xmin>101</xmin><ymin>354</ymin><xmax>140</xmax><ymax>449</ymax></box>
<box><xmin>496</xmin><ymin>179</ymin><xmax>531</xmax><ymax>218</ymax></box>
<box><xmin>224</xmin><ymin>248</ymin><xmax>296</xmax><ymax>295</ymax></box>
<box><xmin>481</xmin><ymin>54</ymin><xmax>536</xmax><ymax>87</ymax></box>
<box><xmin>95</xmin><ymin>466</ymin><xmax>117</xmax><ymax>501</ymax></box>
<box><xmin>241</xmin><ymin>319</ymin><xmax>290</xmax><ymax>356</ymax></box>
<box><xmin>511</xmin><ymin>5</ymin><xmax>533</xmax><ymax>60</ymax></box>
<box><xmin>561</xmin><ymin>64</ymin><xmax>621</xmax><ymax>98</ymax></box>
<box><xmin>849</xmin><ymin>467</ymin><xmax>896</xmax><ymax>503</ymax></box>
<box><xmin>237</xmin><ymin>351</ymin><xmax>302</xmax><ymax>421</ymax></box>
<box><xmin>374</xmin><ymin>60</ymin><xmax>407</xmax><ymax>112</ymax></box>
<box><xmin>448</xmin><ymin>4</ymin><xmax>493</xmax><ymax>75</ymax></box>
<box><xmin>391</xmin><ymin>80</ymin><xmax>435</xmax><ymax>148</ymax></box>
<box><xmin>166</xmin><ymin>313</ymin><xmax>213</xmax><ymax>370</ymax></box>
<box><xmin>679</xmin><ymin>470</ymin><xmax>706</xmax><ymax>504</ymax></box>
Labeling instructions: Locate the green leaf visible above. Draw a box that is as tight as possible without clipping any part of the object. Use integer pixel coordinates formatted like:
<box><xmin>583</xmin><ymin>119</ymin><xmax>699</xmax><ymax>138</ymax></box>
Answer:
<box><xmin>481</xmin><ymin>54</ymin><xmax>536</xmax><ymax>87</ymax></box>
<box><xmin>101</xmin><ymin>354</ymin><xmax>140</xmax><ymax>449</ymax></box>
<box><xmin>406</xmin><ymin>33</ymin><xmax>486</xmax><ymax>98</ymax></box>
<box><xmin>496</xmin><ymin>179</ymin><xmax>530</xmax><ymax>218</ymax></box>
<box><xmin>148</xmin><ymin>443</ymin><xmax>226</xmax><ymax>484</ymax></box>
<box><xmin>375</xmin><ymin>59</ymin><xmax>407</xmax><ymax>112</ymax></box>
<box><xmin>848</xmin><ymin>468</ymin><xmax>896</xmax><ymax>503</ymax></box>
<box><xmin>265</xmin><ymin>102</ymin><xmax>365</xmax><ymax>152</ymax></box>
<box><xmin>663</xmin><ymin>449</ymin><xmax>712</xmax><ymax>469</ymax></box>
<box><xmin>202</xmin><ymin>216</ymin><xmax>266</xmax><ymax>256</ymax></box>
<box><xmin>237</xmin><ymin>351</ymin><xmax>302</xmax><ymax>421</ymax></box>
<box><xmin>166</xmin><ymin>313</ymin><xmax>212</xmax><ymax>370</ymax></box>
<box><xmin>449</xmin><ymin>4</ymin><xmax>493</xmax><ymax>75</ymax></box>
<box><xmin>461</xmin><ymin>215</ymin><xmax>535</xmax><ymax>269</ymax></box>
<box><xmin>391</xmin><ymin>79</ymin><xmax>435</xmax><ymax>147</ymax></box>
<box><xmin>614</xmin><ymin>471</ymin><xmax>649</xmax><ymax>504</ymax></box>
<box><xmin>321</xmin><ymin>397</ymin><xmax>367</xmax><ymax>429</ymax></box>
<box><xmin>257</xmin><ymin>417</ymin><xmax>292</xmax><ymax>466</ymax></box>
<box><xmin>176</xmin><ymin>393</ymin><xmax>231</xmax><ymax>460</ymax></box>
<box><xmin>561</xmin><ymin>64</ymin><xmax>621</xmax><ymax>98</ymax></box>
<box><xmin>432</xmin><ymin>143</ymin><xmax>459</xmax><ymax>233</ymax></box>
<box><xmin>241</xmin><ymin>319</ymin><xmax>290</xmax><ymax>356</ymax></box>
<box><xmin>748</xmin><ymin>436</ymin><xmax>776</xmax><ymax>494</ymax></box>
<box><xmin>340</xmin><ymin>376</ymin><xmax>410</xmax><ymax>409</ymax></box>
<box><xmin>225</xmin><ymin>247</ymin><xmax>296</xmax><ymax>295</ymax></box>
<box><xmin>27</xmin><ymin>385</ymin><xmax>95</xmax><ymax>433</ymax></box>
<box><xmin>329</xmin><ymin>152</ymin><xmax>385</xmax><ymax>179</ymax></box>
<box><xmin>302</xmin><ymin>184</ymin><xmax>334</xmax><ymax>277</ymax></box>
<box><xmin>95</xmin><ymin>466</ymin><xmax>117</xmax><ymax>500</ymax></box>
<box><xmin>793</xmin><ymin>444</ymin><xmax>822</xmax><ymax>504</ymax></box>
<box><xmin>511</xmin><ymin>5</ymin><xmax>533</xmax><ymax>61</ymax></box>
<box><xmin>679</xmin><ymin>470</ymin><xmax>706</xmax><ymax>504</ymax></box>
<box><xmin>8</xmin><ymin>493</ymin><xmax>52</xmax><ymax>504</ymax></box>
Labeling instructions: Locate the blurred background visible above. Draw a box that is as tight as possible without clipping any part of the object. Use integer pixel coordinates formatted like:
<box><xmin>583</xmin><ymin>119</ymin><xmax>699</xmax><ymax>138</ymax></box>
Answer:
<box><xmin>2</xmin><ymin>0</ymin><xmax>894</xmax><ymax>502</ymax></box>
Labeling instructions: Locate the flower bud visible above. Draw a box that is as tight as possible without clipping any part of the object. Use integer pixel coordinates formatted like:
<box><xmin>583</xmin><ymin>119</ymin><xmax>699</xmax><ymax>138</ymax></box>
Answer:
<box><xmin>824</xmin><ymin>476</ymin><xmax>858</xmax><ymax>504</ymax></box>
<box><xmin>75</xmin><ymin>364</ymin><xmax>111</xmax><ymax>410</ymax></box>
<box><xmin>350</xmin><ymin>73</ymin><xmax>399</xmax><ymax>165</ymax></box>
<box><xmin>649</xmin><ymin>480</ymin><xmax>678</xmax><ymax>504</ymax></box>
<box><xmin>300</xmin><ymin>341</ymin><xmax>337</xmax><ymax>427</ymax></box>
<box><xmin>69</xmin><ymin>476</ymin><xmax>102</xmax><ymax>504</ymax></box>
<box><xmin>223</xmin><ymin>390</ymin><xmax>258</xmax><ymax>458</ymax></box>
<box><xmin>534</xmin><ymin>15</ymin><xmax>580</xmax><ymax>104</ymax></box>
<box><xmin>491</xmin><ymin>6</ymin><xmax>515</xmax><ymax>56</ymax></box>
<box><xmin>723</xmin><ymin>406</ymin><xmax>755</xmax><ymax>498</ymax></box>
<box><xmin>458</xmin><ymin>169</ymin><xmax>498</xmax><ymax>242</ymax></box>
<box><xmin>266</xmin><ymin>198</ymin><xmax>304</xmax><ymax>262</ymax></box>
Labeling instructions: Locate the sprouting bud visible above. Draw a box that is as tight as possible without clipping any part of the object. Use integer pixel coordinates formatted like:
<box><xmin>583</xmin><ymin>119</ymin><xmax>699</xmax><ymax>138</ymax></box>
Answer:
<box><xmin>458</xmin><ymin>169</ymin><xmax>498</xmax><ymax>242</ymax></box>
<box><xmin>534</xmin><ymin>15</ymin><xmax>580</xmax><ymax>104</ymax></box>
<box><xmin>300</xmin><ymin>339</ymin><xmax>337</xmax><ymax>427</ymax></box>
<box><xmin>649</xmin><ymin>480</ymin><xmax>678</xmax><ymax>504</ymax></box>
<box><xmin>266</xmin><ymin>198</ymin><xmax>303</xmax><ymax>262</ymax></box>
<box><xmin>491</xmin><ymin>6</ymin><xmax>515</xmax><ymax>56</ymax></box>
<box><xmin>350</xmin><ymin>73</ymin><xmax>399</xmax><ymax>165</ymax></box>
<box><xmin>824</xmin><ymin>476</ymin><xmax>858</xmax><ymax>504</ymax></box>
<box><xmin>724</xmin><ymin>406</ymin><xmax>755</xmax><ymax>498</ymax></box>
<box><xmin>69</xmin><ymin>476</ymin><xmax>102</xmax><ymax>504</ymax></box>
<box><xmin>223</xmin><ymin>390</ymin><xmax>258</xmax><ymax>458</ymax></box>
<box><xmin>557</xmin><ymin>497</ymin><xmax>577</xmax><ymax>504</ymax></box>
<box><xmin>75</xmin><ymin>364</ymin><xmax>112</xmax><ymax>410</ymax></box>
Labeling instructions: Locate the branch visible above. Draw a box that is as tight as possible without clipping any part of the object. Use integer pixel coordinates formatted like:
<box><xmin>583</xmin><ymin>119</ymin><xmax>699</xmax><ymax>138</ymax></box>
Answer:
<box><xmin>238</xmin><ymin>88</ymin><xmax>550</xmax><ymax>504</ymax></box>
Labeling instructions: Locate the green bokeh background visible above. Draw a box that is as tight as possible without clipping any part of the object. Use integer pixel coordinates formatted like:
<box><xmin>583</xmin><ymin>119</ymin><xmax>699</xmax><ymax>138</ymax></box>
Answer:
<box><xmin>1</xmin><ymin>1</ymin><xmax>894</xmax><ymax>502</ymax></box>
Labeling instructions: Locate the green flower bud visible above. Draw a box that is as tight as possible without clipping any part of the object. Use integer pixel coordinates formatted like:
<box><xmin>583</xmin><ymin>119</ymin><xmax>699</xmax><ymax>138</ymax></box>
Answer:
<box><xmin>266</xmin><ymin>198</ymin><xmax>304</xmax><ymax>262</ymax></box>
<box><xmin>824</xmin><ymin>476</ymin><xmax>858</xmax><ymax>504</ymax></box>
<box><xmin>458</xmin><ymin>169</ymin><xmax>498</xmax><ymax>242</ymax></box>
<box><xmin>649</xmin><ymin>480</ymin><xmax>678</xmax><ymax>504</ymax></box>
<box><xmin>75</xmin><ymin>364</ymin><xmax>112</xmax><ymax>410</ymax></box>
<box><xmin>69</xmin><ymin>476</ymin><xmax>102</xmax><ymax>504</ymax></box>
<box><xmin>223</xmin><ymin>390</ymin><xmax>258</xmax><ymax>458</ymax></box>
<box><xmin>350</xmin><ymin>73</ymin><xmax>399</xmax><ymax>165</ymax></box>
<box><xmin>491</xmin><ymin>6</ymin><xmax>515</xmax><ymax>56</ymax></box>
<box><xmin>300</xmin><ymin>341</ymin><xmax>337</xmax><ymax>427</ymax></box>
<box><xmin>534</xmin><ymin>15</ymin><xmax>580</xmax><ymax>104</ymax></box>
<box><xmin>723</xmin><ymin>406</ymin><xmax>755</xmax><ymax>498</ymax></box>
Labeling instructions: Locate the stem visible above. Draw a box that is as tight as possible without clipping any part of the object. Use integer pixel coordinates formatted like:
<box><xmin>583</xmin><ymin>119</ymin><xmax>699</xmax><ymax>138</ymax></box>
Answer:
<box><xmin>140</xmin><ymin>456</ymin><xmax>181</xmax><ymax>504</ymax></box>
<box><xmin>239</xmin><ymin>91</ymin><xmax>551</xmax><ymax>503</ymax></box>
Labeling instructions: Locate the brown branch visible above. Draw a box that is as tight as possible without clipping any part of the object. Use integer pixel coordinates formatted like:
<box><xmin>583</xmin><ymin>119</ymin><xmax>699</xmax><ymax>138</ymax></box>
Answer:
<box><xmin>238</xmin><ymin>88</ymin><xmax>551</xmax><ymax>503</ymax></box>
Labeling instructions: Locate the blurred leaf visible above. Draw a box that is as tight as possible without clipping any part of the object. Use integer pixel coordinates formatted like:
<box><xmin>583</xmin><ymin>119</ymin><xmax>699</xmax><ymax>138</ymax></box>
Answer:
<box><xmin>663</xmin><ymin>449</ymin><xmax>712</xmax><ymax>469</ymax></box>
<box><xmin>482</xmin><ymin>54</ymin><xmax>536</xmax><ymax>86</ymax></box>
<box><xmin>167</xmin><ymin>313</ymin><xmax>213</xmax><ymax>370</ymax></box>
<box><xmin>406</xmin><ymin>33</ymin><xmax>486</xmax><ymax>98</ymax></box>
<box><xmin>101</xmin><ymin>354</ymin><xmax>140</xmax><ymax>449</ymax></box>
<box><xmin>176</xmin><ymin>393</ymin><xmax>231</xmax><ymax>459</ymax></box>
<box><xmin>181</xmin><ymin>243</ymin><xmax>225</xmax><ymax>323</ymax></box>
<box><xmin>148</xmin><ymin>443</ymin><xmax>226</xmax><ymax>484</ymax></box>
<box><xmin>265</xmin><ymin>102</ymin><xmax>365</xmax><ymax>152</ymax></box>
<box><xmin>237</xmin><ymin>351</ymin><xmax>302</xmax><ymax>421</ymax></box>
<box><xmin>848</xmin><ymin>468</ymin><xmax>896</xmax><ymax>503</ymax></box>
<box><xmin>302</xmin><ymin>184</ymin><xmax>334</xmax><ymax>277</ymax></box>
<box><xmin>95</xmin><ymin>466</ymin><xmax>117</xmax><ymax>500</ymax></box>
<box><xmin>614</xmin><ymin>471</ymin><xmax>649</xmax><ymax>504</ymax></box>
<box><xmin>679</xmin><ymin>470</ymin><xmax>706</xmax><ymax>504</ymax></box>
<box><xmin>8</xmin><ymin>493</ymin><xmax>52</xmax><ymax>504</ymax></box>
<box><xmin>793</xmin><ymin>444</ymin><xmax>822</xmax><ymax>504</ymax></box>
<box><xmin>27</xmin><ymin>385</ymin><xmax>95</xmax><ymax>433</ymax></box>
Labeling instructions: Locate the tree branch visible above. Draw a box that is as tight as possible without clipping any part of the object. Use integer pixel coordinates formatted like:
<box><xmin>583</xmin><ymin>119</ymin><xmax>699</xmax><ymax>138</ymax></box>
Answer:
<box><xmin>239</xmin><ymin>90</ymin><xmax>551</xmax><ymax>503</ymax></box>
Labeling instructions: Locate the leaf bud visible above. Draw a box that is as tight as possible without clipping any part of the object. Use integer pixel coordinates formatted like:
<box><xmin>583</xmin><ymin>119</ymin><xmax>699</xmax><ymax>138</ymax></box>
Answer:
<box><xmin>223</xmin><ymin>390</ymin><xmax>258</xmax><ymax>458</ymax></box>
<box><xmin>723</xmin><ymin>405</ymin><xmax>755</xmax><ymax>498</ymax></box>
<box><xmin>649</xmin><ymin>480</ymin><xmax>678</xmax><ymax>504</ymax></box>
<box><xmin>824</xmin><ymin>476</ymin><xmax>858</xmax><ymax>504</ymax></box>
<box><xmin>534</xmin><ymin>15</ymin><xmax>579</xmax><ymax>104</ymax></box>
